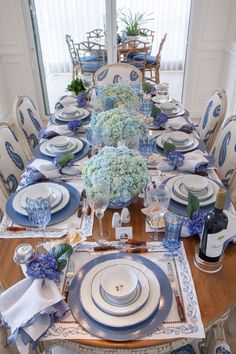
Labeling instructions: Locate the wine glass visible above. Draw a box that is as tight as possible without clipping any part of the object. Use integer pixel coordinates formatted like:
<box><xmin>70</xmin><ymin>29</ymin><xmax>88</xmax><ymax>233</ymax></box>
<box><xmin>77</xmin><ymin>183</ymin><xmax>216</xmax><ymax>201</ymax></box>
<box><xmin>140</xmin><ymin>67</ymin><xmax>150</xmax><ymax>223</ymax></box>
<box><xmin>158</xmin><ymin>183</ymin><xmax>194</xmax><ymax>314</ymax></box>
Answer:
<box><xmin>81</xmin><ymin>73</ymin><xmax>93</xmax><ymax>90</ymax></box>
<box><xmin>145</xmin><ymin>181</ymin><xmax>170</xmax><ymax>241</ymax></box>
<box><xmin>25</xmin><ymin>197</ymin><xmax>51</xmax><ymax>249</ymax></box>
<box><xmin>138</xmin><ymin>135</ymin><xmax>156</xmax><ymax>162</ymax></box>
<box><xmin>87</xmin><ymin>183</ymin><xmax>110</xmax><ymax>244</ymax></box>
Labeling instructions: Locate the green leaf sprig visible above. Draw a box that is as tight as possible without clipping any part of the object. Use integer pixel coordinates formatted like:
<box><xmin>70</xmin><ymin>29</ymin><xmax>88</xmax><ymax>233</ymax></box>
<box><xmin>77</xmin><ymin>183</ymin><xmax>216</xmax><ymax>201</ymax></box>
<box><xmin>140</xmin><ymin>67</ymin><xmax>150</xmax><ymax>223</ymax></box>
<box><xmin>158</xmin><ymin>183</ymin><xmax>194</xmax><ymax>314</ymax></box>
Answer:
<box><xmin>67</xmin><ymin>78</ymin><xmax>86</xmax><ymax>96</ymax></box>
<box><xmin>187</xmin><ymin>192</ymin><xmax>200</xmax><ymax>219</ymax></box>
<box><xmin>50</xmin><ymin>243</ymin><xmax>73</xmax><ymax>272</ymax></box>
<box><xmin>56</xmin><ymin>153</ymin><xmax>74</xmax><ymax>168</ymax></box>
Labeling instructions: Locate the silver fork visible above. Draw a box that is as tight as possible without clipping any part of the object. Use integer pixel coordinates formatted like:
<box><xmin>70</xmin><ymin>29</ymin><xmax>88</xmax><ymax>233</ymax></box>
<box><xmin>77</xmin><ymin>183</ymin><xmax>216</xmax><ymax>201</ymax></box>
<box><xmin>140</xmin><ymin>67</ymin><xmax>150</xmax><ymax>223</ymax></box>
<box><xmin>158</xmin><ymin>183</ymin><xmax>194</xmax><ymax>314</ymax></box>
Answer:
<box><xmin>63</xmin><ymin>258</ymin><xmax>75</xmax><ymax>299</ymax></box>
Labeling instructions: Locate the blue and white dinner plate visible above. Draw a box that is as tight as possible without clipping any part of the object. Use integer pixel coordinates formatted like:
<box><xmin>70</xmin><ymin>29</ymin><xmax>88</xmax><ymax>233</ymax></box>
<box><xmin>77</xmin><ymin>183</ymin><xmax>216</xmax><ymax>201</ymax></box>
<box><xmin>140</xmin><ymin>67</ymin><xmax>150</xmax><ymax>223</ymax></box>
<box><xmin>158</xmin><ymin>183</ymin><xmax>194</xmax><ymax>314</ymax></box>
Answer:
<box><xmin>6</xmin><ymin>182</ymin><xmax>80</xmax><ymax>226</ymax></box>
<box><xmin>50</xmin><ymin>111</ymin><xmax>91</xmax><ymax>126</ymax></box>
<box><xmin>163</xmin><ymin>177</ymin><xmax>231</xmax><ymax>216</ymax></box>
<box><xmin>68</xmin><ymin>253</ymin><xmax>172</xmax><ymax>341</ymax></box>
<box><xmin>33</xmin><ymin>139</ymin><xmax>90</xmax><ymax>162</ymax></box>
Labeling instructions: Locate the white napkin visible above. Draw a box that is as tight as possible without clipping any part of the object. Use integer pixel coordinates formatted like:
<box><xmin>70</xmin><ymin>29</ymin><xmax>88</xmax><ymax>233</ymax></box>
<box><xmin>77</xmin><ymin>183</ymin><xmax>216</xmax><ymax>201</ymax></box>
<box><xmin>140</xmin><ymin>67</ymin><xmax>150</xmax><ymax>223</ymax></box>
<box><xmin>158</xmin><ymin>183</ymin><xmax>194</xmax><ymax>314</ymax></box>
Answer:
<box><xmin>27</xmin><ymin>159</ymin><xmax>61</xmax><ymax>179</ymax></box>
<box><xmin>0</xmin><ymin>277</ymin><xmax>68</xmax><ymax>353</ymax></box>
<box><xmin>55</xmin><ymin>95</ymin><xmax>78</xmax><ymax>110</ymax></box>
<box><xmin>157</xmin><ymin>150</ymin><xmax>209</xmax><ymax>173</ymax></box>
<box><xmin>166</xmin><ymin>116</ymin><xmax>192</xmax><ymax>130</ymax></box>
<box><xmin>43</xmin><ymin>125</ymin><xmax>72</xmax><ymax>136</ymax></box>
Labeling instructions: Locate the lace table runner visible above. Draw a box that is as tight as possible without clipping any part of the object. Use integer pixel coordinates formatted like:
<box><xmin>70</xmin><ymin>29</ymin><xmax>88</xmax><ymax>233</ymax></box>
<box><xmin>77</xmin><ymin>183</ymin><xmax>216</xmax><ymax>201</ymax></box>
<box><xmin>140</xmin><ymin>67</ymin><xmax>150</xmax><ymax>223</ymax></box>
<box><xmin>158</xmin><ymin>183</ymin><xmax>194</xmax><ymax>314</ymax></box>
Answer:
<box><xmin>44</xmin><ymin>242</ymin><xmax>205</xmax><ymax>341</ymax></box>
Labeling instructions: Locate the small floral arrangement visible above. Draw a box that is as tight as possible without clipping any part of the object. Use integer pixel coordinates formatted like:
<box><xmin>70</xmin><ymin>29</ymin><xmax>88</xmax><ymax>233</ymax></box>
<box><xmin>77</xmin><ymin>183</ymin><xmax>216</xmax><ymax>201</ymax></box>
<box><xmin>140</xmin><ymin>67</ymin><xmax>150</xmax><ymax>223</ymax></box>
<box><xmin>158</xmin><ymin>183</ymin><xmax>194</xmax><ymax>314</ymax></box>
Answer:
<box><xmin>53</xmin><ymin>152</ymin><xmax>74</xmax><ymax>170</ymax></box>
<box><xmin>153</xmin><ymin>112</ymin><xmax>168</xmax><ymax>128</ymax></box>
<box><xmin>91</xmin><ymin>108</ymin><xmax>148</xmax><ymax>146</ymax></box>
<box><xmin>183</xmin><ymin>210</ymin><xmax>206</xmax><ymax>236</ymax></box>
<box><xmin>26</xmin><ymin>244</ymin><xmax>73</xmax><ymax>283</ymax></box>
<box><xmin>82</xmin><ymin>146</ymin><xmax>149</xmax><ymax>205</ymax></box>
<box><xmin>167</xmin><ymin>151</ymin><xmax>185</xmax><ymax>168</ymax></box>
<box><xmin>97</xmin><ymin>83</ymin><xmax>139</xmax><ymax>109</ymax></box>
<box><xmin>67</xmin><ymin>119</ymin><xmax>83</xmax><ymax>133</ymax></box>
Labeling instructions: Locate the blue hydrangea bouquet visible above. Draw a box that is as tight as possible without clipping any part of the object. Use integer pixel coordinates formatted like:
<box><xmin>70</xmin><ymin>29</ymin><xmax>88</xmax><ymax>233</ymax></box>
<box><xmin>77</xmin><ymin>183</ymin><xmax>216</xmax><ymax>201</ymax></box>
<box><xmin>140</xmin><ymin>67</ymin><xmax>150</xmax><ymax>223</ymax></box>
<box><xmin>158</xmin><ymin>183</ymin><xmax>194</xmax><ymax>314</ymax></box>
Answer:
<box><xmin>97</xmin><ymin>83</ymin><xmax>139</xmax><ymax>109</ymax></box>
<box><xmin>83</xmin><ymin>146</ymin><xmax>149</xmax><ymax>207</ymax></box>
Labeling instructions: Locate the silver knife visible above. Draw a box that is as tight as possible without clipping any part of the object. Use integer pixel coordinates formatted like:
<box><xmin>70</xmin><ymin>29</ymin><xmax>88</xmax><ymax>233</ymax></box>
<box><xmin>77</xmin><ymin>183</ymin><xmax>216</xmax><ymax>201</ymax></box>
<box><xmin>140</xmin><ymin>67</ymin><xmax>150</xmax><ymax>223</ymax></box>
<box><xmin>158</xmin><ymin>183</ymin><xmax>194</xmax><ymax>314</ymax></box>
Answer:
<box><xmin>167</xmin><ymin>262</ymin><xmax>186</xmax><ymax>322</ymax></box>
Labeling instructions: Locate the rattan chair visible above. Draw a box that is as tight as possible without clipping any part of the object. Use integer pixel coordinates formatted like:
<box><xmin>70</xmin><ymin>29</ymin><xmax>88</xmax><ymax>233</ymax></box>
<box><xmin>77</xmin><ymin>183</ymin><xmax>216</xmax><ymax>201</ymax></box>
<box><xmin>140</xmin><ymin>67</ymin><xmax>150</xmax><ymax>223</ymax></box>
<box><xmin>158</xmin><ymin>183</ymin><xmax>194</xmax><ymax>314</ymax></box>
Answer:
<box><xmin>77</xmin><ymin>41</ymin><xmax>107</xmax><ymax>75</ymax></box>
<box><xmin>65</xmin><ymin>34</ymin><xmax>81</xmax><ymax>79</ymax></box>
<box><xmin>87</xmin><ymin>28</ymin><xmax>104</xmax><ymax>41</ymax></box>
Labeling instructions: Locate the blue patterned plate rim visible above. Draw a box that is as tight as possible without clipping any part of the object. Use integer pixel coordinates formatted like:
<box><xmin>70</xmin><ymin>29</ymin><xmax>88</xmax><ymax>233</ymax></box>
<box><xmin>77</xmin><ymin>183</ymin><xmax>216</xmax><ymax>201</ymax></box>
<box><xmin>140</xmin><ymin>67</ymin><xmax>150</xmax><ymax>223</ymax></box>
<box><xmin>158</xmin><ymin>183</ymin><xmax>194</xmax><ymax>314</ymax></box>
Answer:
<box><xmin>50</xmin><ymin>113</ymin><xmax>91</xmax><ymax>126</ymax></box>
<box><xmin>68</xmin><ymin>253</ymin><xmax>172</xmax><ymax>341</ymax></box>
<box><xmin>6</xmin><ymin>182</ymin><xmax>80</xmax><ymax>226</ymax></box>
<box><xmin>162</xmin><ymin>176</ymin><xmax>230</xmax><ymax>216</ymax></box>
<box><xmin>33</xmin><ymin>139</ymin><xmax>90</xmax><ymax>162</ymax></box>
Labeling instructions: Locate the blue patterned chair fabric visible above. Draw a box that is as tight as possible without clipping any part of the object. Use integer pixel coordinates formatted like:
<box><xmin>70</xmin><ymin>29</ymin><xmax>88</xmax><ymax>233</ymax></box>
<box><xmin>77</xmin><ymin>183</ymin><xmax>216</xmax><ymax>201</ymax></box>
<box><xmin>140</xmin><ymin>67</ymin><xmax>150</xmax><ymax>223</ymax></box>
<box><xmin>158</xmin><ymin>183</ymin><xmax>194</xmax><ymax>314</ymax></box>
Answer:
<box><xmin>14</xmin><ymin>95</ymin><xmax>43</xmax><ymax>151</ymax></box>
<box><xmin>210</xmin><ymin>115</ymin><xmax>236</xmax><ymax>188</ymax></box>
<box><xmin>215</xmin><ymin>345</ymin><xmax>232</xmax><ymax>354</ymax></box>
<box><xmin>197</xmin><ymin>89</ymin><xmax>227</xmax><ymax>147</ymax></box>
<box><xmin>0</xmin><ymin>126</ymin><xmax>27</xmax><ymax>194</ymax></box>
<box><xmin>170</xmin><ymin>344</ymin><xmax>197</xmax><ymax>354</ymax></box>
<box><xmin>94</xmin><ymin>63</ymin><xmax>142</xmax><ymax>87</ymax></box>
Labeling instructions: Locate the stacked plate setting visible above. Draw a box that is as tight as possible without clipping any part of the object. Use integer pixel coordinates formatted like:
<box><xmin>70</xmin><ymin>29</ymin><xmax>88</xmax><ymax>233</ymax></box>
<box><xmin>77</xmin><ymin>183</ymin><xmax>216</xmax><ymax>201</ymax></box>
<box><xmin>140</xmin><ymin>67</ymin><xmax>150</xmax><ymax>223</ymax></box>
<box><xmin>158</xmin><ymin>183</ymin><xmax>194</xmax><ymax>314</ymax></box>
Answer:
<box><xmin>156</xmin><ymin>131</ymin><xmax>199</xmax><ymax>152</ymax></box>
<box><xmin>166</xmin><ymin>174</ymin><xmax>219</xmax><ymax>206</ymax></box>
<box><xmin>54</xmin><ymin>106</ymin><xmax>90</xmax><ymax>123</ymax></box>
<box><xmin>40</xmin><ymin>136</ymin><xmax>83</xmax><ymax>157</ymax></box>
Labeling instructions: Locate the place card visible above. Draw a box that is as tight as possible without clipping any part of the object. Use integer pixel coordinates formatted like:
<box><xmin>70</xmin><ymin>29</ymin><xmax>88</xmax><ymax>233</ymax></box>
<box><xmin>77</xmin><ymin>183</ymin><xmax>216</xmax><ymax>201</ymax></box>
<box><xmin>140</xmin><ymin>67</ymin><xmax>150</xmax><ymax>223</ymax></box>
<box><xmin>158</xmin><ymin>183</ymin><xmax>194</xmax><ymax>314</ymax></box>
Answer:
<box><xmin>115</xmin><ymin>226</ymin><xmax>133</xmax><ymax>240</ymax></box>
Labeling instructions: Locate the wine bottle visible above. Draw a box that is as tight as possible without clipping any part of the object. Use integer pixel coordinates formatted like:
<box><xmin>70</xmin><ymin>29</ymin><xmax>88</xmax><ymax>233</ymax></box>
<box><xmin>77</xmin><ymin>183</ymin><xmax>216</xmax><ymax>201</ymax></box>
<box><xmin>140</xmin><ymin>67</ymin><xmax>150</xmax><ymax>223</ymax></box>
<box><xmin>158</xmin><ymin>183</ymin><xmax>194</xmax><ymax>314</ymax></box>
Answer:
<box><xmin>198</xmin><ymin>189</ymin><xmax>228</xmax><ymax>262</ymax></box>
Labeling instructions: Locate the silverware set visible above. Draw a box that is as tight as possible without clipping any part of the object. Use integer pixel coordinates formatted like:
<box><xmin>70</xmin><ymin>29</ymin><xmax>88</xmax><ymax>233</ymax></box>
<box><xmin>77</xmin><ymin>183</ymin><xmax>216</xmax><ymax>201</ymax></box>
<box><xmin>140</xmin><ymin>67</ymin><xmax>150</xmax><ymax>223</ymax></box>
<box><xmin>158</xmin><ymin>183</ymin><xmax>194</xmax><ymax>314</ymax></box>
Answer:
<box><xmin>63</xmin><ymin>258</ymin><xmax>75</xmax><ymax>301</ymax></box>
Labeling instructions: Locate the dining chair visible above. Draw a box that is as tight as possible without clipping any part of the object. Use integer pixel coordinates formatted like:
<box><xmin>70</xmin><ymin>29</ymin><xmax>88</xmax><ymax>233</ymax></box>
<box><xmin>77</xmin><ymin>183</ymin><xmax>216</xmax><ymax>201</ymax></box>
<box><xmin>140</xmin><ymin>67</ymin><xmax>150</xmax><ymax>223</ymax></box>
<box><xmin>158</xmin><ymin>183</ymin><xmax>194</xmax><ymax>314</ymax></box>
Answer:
<box><xmin>65</xmin><ymin>34</ymin><xmax>81</xmax><ymax>79</ymax></box>
<box><xmin>87</xmin><ymin>28</ymin><xmax>104</xmax><ymax>41</ymax></box>
<box><xmin>94</xmin><ymin>63</ymin><xmax>142</xmax><ymax>87</ymax></box>
<box><xmin>117</xmin><ymin>39</ymin><xmax>150</xmax><ymax>60</ymax></box>
<box><xmin>139</xmin><ymin>28</ymin><xmax>155</xmax><ymax>53</ymax></box>
<box><xmin>77</xmin><ymin>41</ymin><xmax>107</xmax><ymax>75</ymax></box>
<box><xmin>229</xmin><ymin>171</ymin><xmax>236</xmax><ymax>208</ymax></box>
<box><xmin>119</xmin><ymin>47</ymin><xmax>148</xmax><ymax>81</ymax></box>
<box><xmin>13</xmin><ymin>94</ymin><xmax>43</xmax><ymax>157</ymax></box>
<box><xmin>131</xmin><ymin>33</ymin><xmax>167</xmax><ymax>84</ymax></box>
<box><xmin>197</xmin><ymin>89</ymin><xmax>227</xmax><ymax>152</ymax></box>
<box><xmin>210</xmin><ymin>115</ymin><xmax>236</xmax><ymax>188</ymax></box>
<box><xmin>0</xmin><ymin>124</ymin><xmax>28</xmax><ymax>206</ymax></box>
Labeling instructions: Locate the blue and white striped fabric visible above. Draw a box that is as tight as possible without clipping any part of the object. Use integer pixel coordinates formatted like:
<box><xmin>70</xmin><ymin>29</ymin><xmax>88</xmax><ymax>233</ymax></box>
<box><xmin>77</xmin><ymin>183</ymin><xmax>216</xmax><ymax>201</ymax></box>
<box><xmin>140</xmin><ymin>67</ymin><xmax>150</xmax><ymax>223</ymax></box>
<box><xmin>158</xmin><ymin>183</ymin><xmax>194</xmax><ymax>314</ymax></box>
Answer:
<box><xmin>210</xmin><ymin>115</ymin><xmax>236</xmax><ymax>188</ymax></box>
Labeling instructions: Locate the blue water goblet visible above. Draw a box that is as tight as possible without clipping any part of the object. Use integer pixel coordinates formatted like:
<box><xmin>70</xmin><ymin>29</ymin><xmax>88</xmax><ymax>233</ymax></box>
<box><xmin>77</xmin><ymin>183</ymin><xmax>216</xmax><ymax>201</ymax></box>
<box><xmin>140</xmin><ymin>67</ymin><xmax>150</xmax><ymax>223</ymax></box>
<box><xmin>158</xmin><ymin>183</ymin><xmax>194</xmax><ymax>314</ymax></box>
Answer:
<box><xmin>139</xmin><ymin>136</ymin><xmax>156</xmax><ymax>162</ymax></box>
<box><xmin>139</xmin><ymin>100</ymin><xmax>153</xmax><ymax>118</ymax></box>
<box><xmin>25</xmin><ymin>197</ymin><xmax>51</xmax><ymax>249</ymax></box>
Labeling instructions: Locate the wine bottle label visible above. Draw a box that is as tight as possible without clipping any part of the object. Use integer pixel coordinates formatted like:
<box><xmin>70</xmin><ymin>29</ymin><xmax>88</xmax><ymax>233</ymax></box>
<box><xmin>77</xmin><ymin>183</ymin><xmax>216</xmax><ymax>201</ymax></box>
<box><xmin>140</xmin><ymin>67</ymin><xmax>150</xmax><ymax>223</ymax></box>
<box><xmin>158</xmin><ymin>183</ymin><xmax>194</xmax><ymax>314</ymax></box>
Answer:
<box><xmin>205</xmin><ymin>230</ymin><xmax>225</xmax><ymax>258</ymax></box>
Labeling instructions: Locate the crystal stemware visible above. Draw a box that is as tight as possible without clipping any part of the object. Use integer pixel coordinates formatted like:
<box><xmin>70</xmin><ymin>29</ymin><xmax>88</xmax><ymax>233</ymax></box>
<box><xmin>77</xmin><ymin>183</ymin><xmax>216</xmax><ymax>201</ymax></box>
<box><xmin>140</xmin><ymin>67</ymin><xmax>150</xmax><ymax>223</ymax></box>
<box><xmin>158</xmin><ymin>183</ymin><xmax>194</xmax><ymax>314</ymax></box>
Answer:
<box><xmin>87</xmin><ymin>183</ymin><xmax>110</xmax><ymax>244</ymax></box>
<box><xmin>145</xmin><ymin>181</ymin><xmax>170</xmax><ymax>241</ymax></box>
<box><xmin>139</xmin><ymin>135</ymin><xmax>156</xmax><ymax>162</ymax></box>
<box><xmin>25</xmin><ymin>197</ymin><xmax>51</xmax><ymax>249</ymax></box>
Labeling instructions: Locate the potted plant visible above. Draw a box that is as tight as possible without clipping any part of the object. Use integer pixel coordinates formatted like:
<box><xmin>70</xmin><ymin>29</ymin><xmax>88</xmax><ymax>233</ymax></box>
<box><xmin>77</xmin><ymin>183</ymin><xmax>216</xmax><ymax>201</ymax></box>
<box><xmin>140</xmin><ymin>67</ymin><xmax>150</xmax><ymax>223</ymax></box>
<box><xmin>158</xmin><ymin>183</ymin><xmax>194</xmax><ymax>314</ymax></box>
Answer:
<box><xmin>119</xmin><ymin>9</ymin><xmax>153</xmax><ymax>40</ymax></box>
<box><xmin>67</xmin><ymin>78</ymin><xmax>86</xmax><ymax>96</ymax></box>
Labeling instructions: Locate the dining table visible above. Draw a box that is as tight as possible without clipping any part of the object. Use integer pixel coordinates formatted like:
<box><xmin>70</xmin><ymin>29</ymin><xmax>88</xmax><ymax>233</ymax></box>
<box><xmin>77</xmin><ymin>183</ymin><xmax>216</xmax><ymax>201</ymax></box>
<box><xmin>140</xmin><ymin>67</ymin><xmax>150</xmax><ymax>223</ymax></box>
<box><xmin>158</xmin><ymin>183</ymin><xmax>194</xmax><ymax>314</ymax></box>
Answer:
<box><xmin>0</xmin><ymin>91</ymin><xmax>236</xmax><ymax>354</ymax></box>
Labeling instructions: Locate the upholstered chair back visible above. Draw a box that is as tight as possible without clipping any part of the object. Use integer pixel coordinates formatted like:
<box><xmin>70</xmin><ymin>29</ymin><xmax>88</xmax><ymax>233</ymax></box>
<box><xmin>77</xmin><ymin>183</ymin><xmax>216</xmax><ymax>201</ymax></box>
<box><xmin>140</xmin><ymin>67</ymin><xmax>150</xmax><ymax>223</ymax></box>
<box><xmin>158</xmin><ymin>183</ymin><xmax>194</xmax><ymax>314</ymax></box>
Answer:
<box><xmin>13</xmin><ymin>95</ymin><xmax>43</xmax><ymax>156</ymax></box>
<box><xmin>210</xmin><ymin>115</ymin><xmax>236</xmax><ymax>188</ymax></box>
<box><xmin>197</xmin><ymin>89</ymin><xmax>227</xmax><ymax>151</ymax></box>
<box><xmin>94</xmin><ymin>63</ymin><xmax>142</xmax><ymax>87</ymax></box>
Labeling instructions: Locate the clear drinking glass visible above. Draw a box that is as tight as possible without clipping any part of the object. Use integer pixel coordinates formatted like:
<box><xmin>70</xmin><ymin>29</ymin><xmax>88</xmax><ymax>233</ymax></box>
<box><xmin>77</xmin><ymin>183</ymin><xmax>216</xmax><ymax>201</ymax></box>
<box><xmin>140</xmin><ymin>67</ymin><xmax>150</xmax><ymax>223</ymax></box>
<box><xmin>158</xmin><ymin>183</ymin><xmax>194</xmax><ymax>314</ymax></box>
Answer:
<box><xmin>138</xmin><ymin>136</ymin><xmax>156</xmax><ymax>162</ymax></box>
<box><xmin>81</xmin><ymin>73</ymin><xmax>93</xmax><ymax>90</ymax></box>
<box><xmin>145</xmin><ymin>181</ymin><xmax>170</xmax><ymax>241</ymax></box>
<box><xmin>139</xmin><ymin>100</ymin><xmax>153</xmax><ymax>117</ymax></box>
<box><xmin>87</xmin><ymin>183</ymin><xmax>110</xmax><ymax>244</ymax></box>
<box><xmin>163</xmin><ymin>212</ymin><xmax>183</xmax><ymax>252</ymax></box>
<box><xmin>25</xmin><ymin>197</ymin><xmax>51</xmax><ymax>248</ymax></box>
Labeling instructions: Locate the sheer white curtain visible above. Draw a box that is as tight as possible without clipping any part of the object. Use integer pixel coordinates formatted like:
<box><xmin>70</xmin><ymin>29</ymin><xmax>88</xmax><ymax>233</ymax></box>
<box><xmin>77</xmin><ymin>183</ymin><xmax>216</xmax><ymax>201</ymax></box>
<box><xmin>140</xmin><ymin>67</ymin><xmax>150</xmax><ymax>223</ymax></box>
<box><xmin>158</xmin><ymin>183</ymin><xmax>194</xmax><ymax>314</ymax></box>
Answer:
<box><xmin>34</xmin><ymin>0</ymin><xmax>190</xmax><ymax>74</ymax></box>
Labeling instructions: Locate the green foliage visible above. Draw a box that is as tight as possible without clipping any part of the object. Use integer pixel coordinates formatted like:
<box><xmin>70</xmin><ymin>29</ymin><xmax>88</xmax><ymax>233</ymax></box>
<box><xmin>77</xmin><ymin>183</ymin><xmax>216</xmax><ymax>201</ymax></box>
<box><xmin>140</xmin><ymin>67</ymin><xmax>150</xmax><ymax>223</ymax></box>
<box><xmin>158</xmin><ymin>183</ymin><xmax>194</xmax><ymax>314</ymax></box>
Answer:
<box><xmin>151</xmin><ymin>104</ymin><xmax>161</xmax><ymax>119</ymax></box>
<box><xmin>67</xmin><ymin>78</ymin><xmax>86</xmax><ymax>96</ymax></box>
<box><xmin>119</xmin><ymin>10</ymin><xmax>153</xmax><ymax>36</ymax></box>
<box><xmin>163</xmin><ymin>141</ymin><xmax>175</xmax><ymax>156</ymax></box>
<box><xmin>50</xmin><ymin>243</ymin><xmax>73</xmax><ymax>272</ymax></box>
<box><xmin>187</xmin><ymin>192</ymin><xmax>200</xmax><ymax>219</ymax></box>
<box><xmin>57</xmin><ymin>153</ymin><xmax>74</xmax><ymax>168</ymax></box>
<box><xmin>142</xmin><ymin>82</ymin><xmax>153</xmax><ymax>93</ymax></box>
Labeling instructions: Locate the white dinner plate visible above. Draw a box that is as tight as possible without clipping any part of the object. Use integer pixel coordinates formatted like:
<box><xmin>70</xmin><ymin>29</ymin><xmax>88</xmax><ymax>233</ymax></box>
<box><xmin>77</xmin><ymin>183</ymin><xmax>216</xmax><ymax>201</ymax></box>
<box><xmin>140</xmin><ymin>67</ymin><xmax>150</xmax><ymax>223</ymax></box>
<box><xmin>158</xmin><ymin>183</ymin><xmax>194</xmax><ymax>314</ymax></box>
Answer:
<box><xmin>156</xmin><ymin>133</ymin><xmax>199</xmax><ymax>152</ymax></box>
<box><xmin>80</xmin><ymin>258</ymin><xmax>160</xmax><ymax>328</ymax></box>
<box><xmin>40</xmin><ymin>138</ymin><xmax>83</xmax><ymax>157</ymax></box>
<box><xmin>161</xmin><ymin>132</ymin><xmax>193</xmax><ymax>148</ymax></box>
<box><xmin>173</xmin><ymin>176</ymin><xmax>214</xmax><ymax>201</ymax></box>
<box><xmin>45</xmin><ymin>140</ymin><xmax>77</xmax><ymax>154</ymax></box>
<box><xmin>12</xmin><ymin>183</ymin><xmax>70</xmax><ymax>216</ymax></box>
<box><xmin>91</xmin><ymin>265</ymin><xmax>150</xmax><ymax>316</ymax></box>
<box><xmin>166</xmin><ymin>176</ymin><xmax>219</xmax><ymax>206</ymax></box>
<box><xmin>55</xmin><ymin>108</ymin><xmax>90</xmax><ymax>122</ymax></box>
<box><xmin>59</xmin><ymin>107</ymin><xmax>84</xmax><ymax>119</ymax></box>
<box><xmin>19</xmin><ymin>184</ymin><xmax>62</xmax><ymax>210</ymax></box>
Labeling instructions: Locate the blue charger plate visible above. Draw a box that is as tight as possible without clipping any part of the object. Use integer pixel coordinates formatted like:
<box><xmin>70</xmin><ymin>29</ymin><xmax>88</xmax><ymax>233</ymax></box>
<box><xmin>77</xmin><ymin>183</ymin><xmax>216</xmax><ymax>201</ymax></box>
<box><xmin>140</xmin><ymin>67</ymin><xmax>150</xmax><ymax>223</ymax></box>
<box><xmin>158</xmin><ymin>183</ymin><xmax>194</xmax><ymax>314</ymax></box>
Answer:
<box><xmin>6</xmin><ymin>182</ymin><xmax>80</xmax><ymax>226</ymax></box>
<box><xmin>68</xmin><ymin>253</ymin><xmax>172</xmax><ymax>341</ymax></box>
<box><xmin>33</xmin><ymin>139</ymin><xmax>90</xmax><ymax>162</ymax></box>
<box><xmin>163</xmin><ymin>177</ymin><xmax>231</xmax><ymax>216</ymax></box>
<box><xmin>50</xmin><ymin>113</ymin><xmax>91</xmax><ymax>126</ymax></box>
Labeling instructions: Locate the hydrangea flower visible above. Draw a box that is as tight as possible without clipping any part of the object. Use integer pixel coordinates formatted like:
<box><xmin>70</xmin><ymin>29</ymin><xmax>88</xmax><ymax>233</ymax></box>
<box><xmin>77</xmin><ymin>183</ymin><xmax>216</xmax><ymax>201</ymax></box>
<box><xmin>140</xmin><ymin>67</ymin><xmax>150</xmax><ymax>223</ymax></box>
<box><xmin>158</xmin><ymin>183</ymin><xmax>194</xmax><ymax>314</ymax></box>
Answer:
<box><xmin>97</xmin><ymin>83</ymin><xmax>138</xmax><ymax>109</ymax></box>
<box><xmin>167</xmin><ymin>151</ymin><xmax>185</xmax><ymax>168</ymax></box>
<box><xmin>91</xmin><ymin>108</ymin><xmax>148</xmax><ymax>146</ymax></box>
<box><xmin>26</xmin><ymin>252</ymin><xmax>62</xmax><ymax>282</ymax></box>
<box><xmin>83</xmin><ymin>146</ymin><xmax>149</xmax><ymax>204</ymax></box>
<box><xmin>185</xmin><ymin>211</ymin><xmax>206</xmax><ymax>235</ymax></box>
<box><xmin>67</xmin><ymin>119</ymin><xmax>83</xmax><ymax>133</ymax></box>
<box><xmin>77</xmin><ymin>92</ymin><xmax>87</xmax><ymax>107</ymax></box>
<box><xmin>153</xmin><ymin>112</ymin><xmax>168</xmax><ymax>128</ymax></box>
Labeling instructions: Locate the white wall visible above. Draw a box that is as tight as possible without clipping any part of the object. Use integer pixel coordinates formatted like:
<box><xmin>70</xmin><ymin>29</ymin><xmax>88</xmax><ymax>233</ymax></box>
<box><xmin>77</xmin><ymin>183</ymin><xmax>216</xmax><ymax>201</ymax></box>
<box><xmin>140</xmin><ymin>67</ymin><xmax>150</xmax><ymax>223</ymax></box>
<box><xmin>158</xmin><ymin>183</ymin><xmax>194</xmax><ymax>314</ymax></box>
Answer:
<box><xmin>183</xmin><ymin>0</ymin><xmax>234</xmax><ymax>120</ymax></box>
<box><xmin>0</xmin><ymin>0</ymin><xmax>43</xmax><ymax>123</ymax></box>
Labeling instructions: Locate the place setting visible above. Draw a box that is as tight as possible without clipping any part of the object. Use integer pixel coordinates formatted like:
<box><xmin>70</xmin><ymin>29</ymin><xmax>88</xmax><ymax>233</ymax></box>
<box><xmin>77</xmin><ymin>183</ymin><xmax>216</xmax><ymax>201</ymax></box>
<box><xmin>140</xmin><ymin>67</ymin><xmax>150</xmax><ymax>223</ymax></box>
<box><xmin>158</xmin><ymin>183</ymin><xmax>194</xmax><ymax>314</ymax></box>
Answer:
<box><xmin>5</xmin><ymin>181</ymin><xmax>81</xmax><ymax>227</ymax></box>
<box><xmin>33</xmin><ymin>135</ymin><xmax>90</xmax><ymax>162</ymax></box>
<box><xmin>164</xmin><ymin>174</ymin><xmax>231</xmax><ymax>216</ymax></box>
<box><xmin>156</xmin><ymin>131</ymin><xmax>199</xmax><ymax>153</ymax></box>
<box><xmin>51</xmin><ymin>105</ymin><xmax>90</xmax><ymax>125</ymax></box>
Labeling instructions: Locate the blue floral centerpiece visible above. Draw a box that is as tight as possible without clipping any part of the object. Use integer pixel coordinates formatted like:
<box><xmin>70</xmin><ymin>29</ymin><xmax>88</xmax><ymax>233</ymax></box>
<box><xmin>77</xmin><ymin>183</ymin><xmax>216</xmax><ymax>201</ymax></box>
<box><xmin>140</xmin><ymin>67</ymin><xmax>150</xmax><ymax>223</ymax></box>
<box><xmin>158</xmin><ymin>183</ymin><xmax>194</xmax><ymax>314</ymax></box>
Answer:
<box><xmin>82</xmin><ymin>146</ymin><xmax>149</xmax><ymax>208</ymax></box>
<box><xmin>91</xmin><ymin>108</ymin><xmax>148</xmax><ymax>147</ymax></box>
<box><xmin>97</xmin><ymin>83</ymin><xmax>139</xmax><ymax>110</ymax></box>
